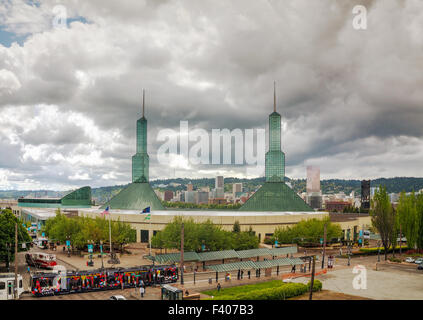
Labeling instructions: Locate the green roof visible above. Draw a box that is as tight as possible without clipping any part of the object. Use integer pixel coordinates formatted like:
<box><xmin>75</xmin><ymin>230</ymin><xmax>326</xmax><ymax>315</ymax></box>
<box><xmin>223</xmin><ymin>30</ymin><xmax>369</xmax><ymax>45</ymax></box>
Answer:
<box><xmin>206</xmin><ymin>258</ymin><xmax>305</xmax><ymax>272</ymax></box>
<box><xmin>154</xmin><ymin>252</ymin><xmax>200</xmax><ymax>264</ymax></box>
<box><xmin>151</xmin><ymin>246</ymin><xmax>298</xmax><ymax>264</ymax></box>
<box><xmin>252</xmin><ymin>257</ymin><xmax>304</xmax><ymax>269</ymax></box>
<box><xmin>197</xmin><ymin>250</ymin><xmax>240</xmax><ymax>261</ymax></box>
<box><xmin>270</xmin><ymin>246</ymin><xmax>298</xmax><ymax>256</ymax></box>
<box><xmin>100</xmin><ymin>182</ymin><xmax>164</xmax><ymax>210</ymax></box>
<box><xmin>236</xmin><ymin>248</ymin><xmax>273</xmax><ymax>259</ymax></box>
<box><xmin>206</xmin><ymin>261</ymin><xmax>256</xmax><ymax>272</ymax></box>
<box><xmin>239</xmin><ymin>182</ymin><xmax>313</xmax><ymax>212</ymax></box>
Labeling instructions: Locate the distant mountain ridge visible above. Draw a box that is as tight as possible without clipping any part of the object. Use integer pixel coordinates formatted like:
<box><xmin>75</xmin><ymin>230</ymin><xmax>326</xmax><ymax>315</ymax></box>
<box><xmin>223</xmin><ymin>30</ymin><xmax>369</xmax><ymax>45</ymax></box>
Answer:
<box><xmin>1</xmin><ymin>177</ymin><xmax>423</xmax><ymax>204</ymax></box>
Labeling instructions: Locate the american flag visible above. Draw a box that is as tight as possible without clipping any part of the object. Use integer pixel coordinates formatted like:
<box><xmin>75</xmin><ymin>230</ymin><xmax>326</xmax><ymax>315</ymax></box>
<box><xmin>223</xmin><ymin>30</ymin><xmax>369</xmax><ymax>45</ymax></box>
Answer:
<box><xmin>100</xmin><ymin>206</ymin><xmax>110</xmax><ymax>217</ymax></box>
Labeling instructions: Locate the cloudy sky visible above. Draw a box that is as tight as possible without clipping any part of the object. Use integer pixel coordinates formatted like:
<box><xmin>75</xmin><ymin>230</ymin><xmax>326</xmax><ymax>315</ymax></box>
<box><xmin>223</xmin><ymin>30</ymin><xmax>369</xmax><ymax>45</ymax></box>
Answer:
<box><xmin>0</xmin><ymin>0</ymin><xmax>422</xmax><ymax>191</ymax></box>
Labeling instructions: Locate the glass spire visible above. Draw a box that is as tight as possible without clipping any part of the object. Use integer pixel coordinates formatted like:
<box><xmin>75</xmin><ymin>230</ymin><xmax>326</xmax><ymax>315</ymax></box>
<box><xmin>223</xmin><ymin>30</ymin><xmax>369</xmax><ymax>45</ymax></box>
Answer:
<box><xmin>132</xmin><ymin>89</ymin><xmax>149</xmax><ymax>182</ymax></box>
<box><xmin>265</xmin><ymin>82</ymin><xmax>285</xmax><ymax>182</ymax></box>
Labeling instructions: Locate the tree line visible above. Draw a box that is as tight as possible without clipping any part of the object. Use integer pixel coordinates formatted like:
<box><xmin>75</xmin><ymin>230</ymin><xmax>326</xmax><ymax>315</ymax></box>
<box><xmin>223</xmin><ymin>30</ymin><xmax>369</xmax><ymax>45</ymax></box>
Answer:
<box><xmin>44</xmin><ymin>210</ymin><xmax>136</xmax><ymax>250</ymax></box>
<box><xmin>151</xmin><ymin>217</ymin><xmax>259</xmax><ymax>252</ymax></box>
<box><xmin>371</xmin><ymin>186</ymin><xmax>423</xmax><ymax>260</ymax></box>
<box><xmin>272</xmin><ymin>217</ymin><xmax>343</xmax><ymax>245</ymax></box>
<box><xmin>0</xmin><ymin>209</ymin><xmax>32</xmax><ymax>268</ymax></box>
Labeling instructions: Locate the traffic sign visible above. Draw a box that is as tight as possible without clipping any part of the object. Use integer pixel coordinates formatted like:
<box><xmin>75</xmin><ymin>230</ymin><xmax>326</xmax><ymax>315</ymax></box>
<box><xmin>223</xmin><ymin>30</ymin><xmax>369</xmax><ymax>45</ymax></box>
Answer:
<box><xmin>320</xmin><ymin>238</ymin><xmax>323</xmax><ymax>245</ymax></box>
<box><xmin>88</xmin><ymin>244</ymin><xmax>93</xmax><ymax>253</ymax></box>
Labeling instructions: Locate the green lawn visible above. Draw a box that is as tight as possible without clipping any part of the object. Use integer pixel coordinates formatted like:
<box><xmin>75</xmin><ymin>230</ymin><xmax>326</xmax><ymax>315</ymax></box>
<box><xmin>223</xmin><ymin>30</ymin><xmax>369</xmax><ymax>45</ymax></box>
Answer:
<box><xmin>202</xmin><ymin>280</ymin><xmax>284</xmax><ymax>298</ymax></box>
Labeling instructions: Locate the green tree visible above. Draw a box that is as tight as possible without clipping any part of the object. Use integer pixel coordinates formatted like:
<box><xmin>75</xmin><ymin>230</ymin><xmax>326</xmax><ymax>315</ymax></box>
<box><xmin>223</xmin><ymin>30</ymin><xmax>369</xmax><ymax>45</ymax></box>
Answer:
<box><xmin>0</xmin><ymin>209</ymin><xmax>32</xmax><ymax>269</ymax></box>
<box><xmin>233</xmin><ymin>221</ymin><xmax>241</xmax><ymax>233</ymax></box>
<box><xmin>273</xmin><ymin>217</ymin><xmax>342</xmax><ymax>245</ymax></box>
<box><xmin>397</xmin><ymin>192</ymin><xmax>420</xmax><ymax>250</ymax></box>
<box><xmin>370</xmin><ymin>186</ymin><xmax>396</xmax><ymax>260</ymax></box>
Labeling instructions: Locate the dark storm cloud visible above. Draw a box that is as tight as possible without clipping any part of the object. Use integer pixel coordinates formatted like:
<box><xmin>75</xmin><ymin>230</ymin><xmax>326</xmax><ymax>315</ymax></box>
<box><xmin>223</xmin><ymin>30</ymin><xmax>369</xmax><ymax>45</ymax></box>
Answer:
<box><xmin>0</xmin><ymin>0</ymin><xmax>422</xmax><ymax>189</ymax></box>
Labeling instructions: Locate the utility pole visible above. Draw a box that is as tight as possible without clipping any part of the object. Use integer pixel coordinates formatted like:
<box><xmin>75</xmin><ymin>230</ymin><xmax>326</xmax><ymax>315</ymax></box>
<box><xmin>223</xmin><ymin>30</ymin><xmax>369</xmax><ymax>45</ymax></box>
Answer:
<box><xmin>399</xmin><ymin>224</ymin><xmax>402</xmax><ymax>256</ymax></box>
<box><xmin>100</xmin><ymin>240</ymin><xmax>104</xmax><ymax>270</ymax></box>
<box><xmin>321</xmin><ymin>223</ymin><xmax>327</xmax><ymax>269</ymax></box>
<box><xmin>180</xmin><ymin>222</ymin><xmax>184</xmax><ymax>285</ymax></box>
<box><xmin>309</xmin><ymin>255</ymin><xmax>316</xmax><ymax>300</ymax></box>
<box><xmin>14</xmin><ymin>223</ymin><xmax>18</xmax><ymax>300</ymax></box>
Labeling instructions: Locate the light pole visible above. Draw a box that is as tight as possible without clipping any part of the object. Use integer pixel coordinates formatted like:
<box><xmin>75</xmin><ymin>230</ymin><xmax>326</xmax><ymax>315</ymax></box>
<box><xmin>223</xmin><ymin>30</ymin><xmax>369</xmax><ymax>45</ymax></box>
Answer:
<box><xmin>100</xmin><ymin>240</ymin><xmax>104</xmax><ymax>270</ymax></box>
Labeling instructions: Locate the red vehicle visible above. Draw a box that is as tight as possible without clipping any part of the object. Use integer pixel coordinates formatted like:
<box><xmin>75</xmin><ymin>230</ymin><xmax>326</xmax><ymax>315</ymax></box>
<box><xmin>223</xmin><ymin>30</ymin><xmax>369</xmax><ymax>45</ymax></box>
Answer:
<box><xmin>25</xmin><ymin>252</ymin><xmax>57</xmax><ymax>269</ymax></box>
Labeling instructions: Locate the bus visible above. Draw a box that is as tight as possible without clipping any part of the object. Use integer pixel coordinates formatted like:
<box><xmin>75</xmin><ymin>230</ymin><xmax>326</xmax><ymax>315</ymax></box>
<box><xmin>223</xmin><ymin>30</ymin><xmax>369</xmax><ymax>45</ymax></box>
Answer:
<box><xmin>30</xmin><ymin>265</ymin><xmax>178</xmax><ymax>297</ymax></box>
<box><xmin>25</xmin><ymin>252</ymin><xmax>57</xmax><ymax>269</ymax></box>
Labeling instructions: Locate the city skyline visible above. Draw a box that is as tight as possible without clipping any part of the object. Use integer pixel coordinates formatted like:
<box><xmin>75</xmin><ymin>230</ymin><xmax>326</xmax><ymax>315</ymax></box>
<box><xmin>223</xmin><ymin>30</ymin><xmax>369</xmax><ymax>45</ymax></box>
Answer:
<box><xmin>1</xmin><ymin>1</ymin><xmax>423</xmax><ymax>191</ymax></box>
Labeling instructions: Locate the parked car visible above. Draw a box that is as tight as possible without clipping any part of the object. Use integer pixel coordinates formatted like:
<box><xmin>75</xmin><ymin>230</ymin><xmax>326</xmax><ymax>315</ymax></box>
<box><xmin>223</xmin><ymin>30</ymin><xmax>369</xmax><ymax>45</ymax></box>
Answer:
<box><xmin>418</xmin><ymin>264</ymin><xmax>423</xmax><ymax>270</ymax></box>
<box><xmin>405</xmin><ymin>257</ymin><xmax>415</xmax><ymax>263</ymax></box>
<box><xmin>414</xmin><ymin>258</ymin><xmax>423</xmax><ymax>264</ymax></box>
<box><xmin>109</xmin><ymin>295</ymin><xmax>126</xmax><ymax>300</ymax></box>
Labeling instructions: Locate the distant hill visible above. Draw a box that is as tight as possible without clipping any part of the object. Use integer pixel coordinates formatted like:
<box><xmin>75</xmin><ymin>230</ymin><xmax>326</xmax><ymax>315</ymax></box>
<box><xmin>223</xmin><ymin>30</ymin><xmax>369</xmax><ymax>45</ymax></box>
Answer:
<box><xmin>1</xmin><ymin>177</ymin><xmax>422</xmax><ymax>205</ymax></box>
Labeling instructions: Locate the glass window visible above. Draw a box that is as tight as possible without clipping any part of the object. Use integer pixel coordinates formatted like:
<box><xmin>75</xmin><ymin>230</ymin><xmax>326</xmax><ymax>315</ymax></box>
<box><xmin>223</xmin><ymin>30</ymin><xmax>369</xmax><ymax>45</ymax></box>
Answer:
<box><xmin>19</xmin><ymin>280</ymin><xmax>23</xmax><ymax>288</ymax></box>
<box><xmin>0</xmin><ymin>282</ymin><xmax>5</xmax><ymax>290</ymax></box>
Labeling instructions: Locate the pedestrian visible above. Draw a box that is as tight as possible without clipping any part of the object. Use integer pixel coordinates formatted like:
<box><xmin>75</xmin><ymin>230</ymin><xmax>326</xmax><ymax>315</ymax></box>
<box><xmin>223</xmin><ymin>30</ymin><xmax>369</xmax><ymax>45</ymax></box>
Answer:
<box><xmin>241</xmin><ymin>270</ymin><xmax>244</xmax><ymax>279</ymax></box>
<box><xmin>340</xmin><ymin>248</ymin><xmax>343</xmax><ymax>256</ymax></box>
<box><xmin>185</xmin><ymin>289</ymin><xmax>189</xmax><ymax>296</ymax></box>
<box><xmin>217</xmin><ymin>282</ymin><xmax>221</xmax><ymax>292</ymax></box>
<box><xmin>139</xmin><ymin>286</ymin><xmax>145</xmax><ymax>298</ymax></box>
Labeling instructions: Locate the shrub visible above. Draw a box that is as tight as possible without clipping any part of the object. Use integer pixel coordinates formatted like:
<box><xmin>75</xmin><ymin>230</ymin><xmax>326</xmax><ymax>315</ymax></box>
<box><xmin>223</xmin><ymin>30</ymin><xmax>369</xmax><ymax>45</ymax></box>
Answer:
<box><xmin>210</xmin><ymin>282</ymin><xmax>310</xmax><ymax>300</ymax></box>
<box><xmin>358</xmin><ymin>246</ymin><xmax>408</xmax><ymax>255</ymax></box>
<box><xmin>307</xmin><ymin>279</ymin><xmax>322</xmax><ymax>292</ymax></box>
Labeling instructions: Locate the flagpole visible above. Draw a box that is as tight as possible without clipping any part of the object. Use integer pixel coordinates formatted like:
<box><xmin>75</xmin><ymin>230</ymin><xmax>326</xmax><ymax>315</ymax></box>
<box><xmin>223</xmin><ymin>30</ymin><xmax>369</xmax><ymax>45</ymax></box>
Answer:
<box><xmin>109</xmin><ymin>208</ymin><xmax>112</xmax><ymax>258</ymax></box>
<box><xmin>149</xmin><ymin>213</ymin><xmax>152</xmax><ymax>257</ymax></box>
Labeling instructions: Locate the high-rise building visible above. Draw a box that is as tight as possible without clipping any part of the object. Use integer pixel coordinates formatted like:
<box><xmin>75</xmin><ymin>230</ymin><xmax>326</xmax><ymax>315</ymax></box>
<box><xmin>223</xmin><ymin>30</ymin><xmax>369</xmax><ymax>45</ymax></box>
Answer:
<box><xmin>232</xmin><ymin>183</ymin><xmax>243</xmax><ymax>199</ymax></box>
<box><xmin>132</xmin><ymin>90</ymin><xmax>149</xmax><ymax>183</ymax></box>
<box><xmin>187</xmin><ymin>183</ymin><xmax>193</xmax><ymax>191</ymax></box>
<box><xmin>197</xmin><ymin>191</ymin><xmax>209</xmax><ymax>204</ymax></box>
<box><xmin>164</xmin><ymin>190</ymin><xmax>174</xmax><ymax>202</ymax></box>
<box><xmin>361</xmin><ymin>180</ymin><xmax>371</xmax><ymax>210</ymax></box>
<box><xmin>185</xmin><ymin>191</ymin><xmax>197</xmax><ymax>203</ymax></box>
<box><xmin>215</xmin><ymin>176</ymin><xmax>224</xmax><ymax>189</ymax></box>
<box><xmin>306</xmin><ymin>166</ymin><xmax>320</xmax><ymax>193</ymax></box>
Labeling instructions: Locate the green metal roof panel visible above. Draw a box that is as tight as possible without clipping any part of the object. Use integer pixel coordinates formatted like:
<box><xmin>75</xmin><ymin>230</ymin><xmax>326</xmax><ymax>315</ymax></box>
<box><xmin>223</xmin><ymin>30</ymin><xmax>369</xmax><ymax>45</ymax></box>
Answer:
<box><xmin>100</xmin><ymin>182</ymin><xmax>164</xmax><ymax>210</ymax></box>
<box><xmin>239</xmin><ymin>182</ymin><xmax>313</xmax><ymax>211</ymax></box>
<box><xmin>197</xmin><ymin>250</ymin><xmax>240</xmax><ymax>261</ymax></box>
<box><xmin>236</xmin><ymin>248</ymin><xmax>273</xmax><ymax>259</ymax></box>
<box><xmin>154</xmin><ymin>252</ymin><xmax>200</xmax><ymax>264</ymax></box>
<box><xmin>270</xmin><ymin>246</ymin><xmax>298</xmax><ymax>256</ymax></box>
<box><xmin>206</xmin><ymin>261</ymin><xmax>256</xmax><ymax>272</ymax></box>
<box><xmin>61</xmin><ymin>186</ymin><xmax>92</xmax><ymax>206</ymax></box>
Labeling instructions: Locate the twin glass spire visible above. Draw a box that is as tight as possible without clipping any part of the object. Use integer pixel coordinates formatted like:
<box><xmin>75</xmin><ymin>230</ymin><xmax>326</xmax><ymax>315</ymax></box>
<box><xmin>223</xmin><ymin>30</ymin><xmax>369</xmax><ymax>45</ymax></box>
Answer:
<box><xmin>132</xmin><ymin>84</ymin><xmax>285</xmax><ymax>184</ymax></box>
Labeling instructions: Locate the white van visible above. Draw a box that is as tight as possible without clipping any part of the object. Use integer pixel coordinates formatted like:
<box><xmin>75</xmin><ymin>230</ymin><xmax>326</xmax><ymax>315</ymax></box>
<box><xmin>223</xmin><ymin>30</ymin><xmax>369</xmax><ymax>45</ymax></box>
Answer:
<box><xmin>0</xmin><ymin>274</ymin><xmax>24</xmax><ymax>300</ymax></box>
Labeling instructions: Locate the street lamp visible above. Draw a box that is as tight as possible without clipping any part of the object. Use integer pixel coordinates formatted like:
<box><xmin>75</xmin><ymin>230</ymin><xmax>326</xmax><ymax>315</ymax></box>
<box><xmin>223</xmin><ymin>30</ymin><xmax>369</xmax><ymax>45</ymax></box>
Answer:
<box><xmin>100</xmin><ymin>240</ymin><xmax>104</xmax><ymax>270</ymax></box>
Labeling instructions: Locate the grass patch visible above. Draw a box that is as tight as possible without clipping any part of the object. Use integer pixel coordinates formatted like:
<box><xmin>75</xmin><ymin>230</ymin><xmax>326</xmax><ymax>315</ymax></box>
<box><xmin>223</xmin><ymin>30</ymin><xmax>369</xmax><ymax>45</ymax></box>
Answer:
<box><xmin>202</xmin><ymin>280</ymin><xmax>284</xmax><ymax>297</ymax></box>
<box><xmin>202</xmin><ymin>280</ymin><xmax>322</xmax><ymax>300</ymax></box>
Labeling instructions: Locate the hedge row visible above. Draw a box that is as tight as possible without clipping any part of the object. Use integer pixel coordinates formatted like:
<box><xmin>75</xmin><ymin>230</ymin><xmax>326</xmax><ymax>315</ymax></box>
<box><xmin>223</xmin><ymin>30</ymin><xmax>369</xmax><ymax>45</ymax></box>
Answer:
<box><xmin>210</xmin><ymin>280</ymin><xmax>322</xmax><ymax>300</ymax></box>
<box><xmin>358</xmin><ymin>246</ymin><xmax>409</xmax><ymax>255</ymax></box>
